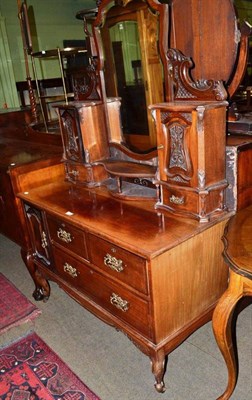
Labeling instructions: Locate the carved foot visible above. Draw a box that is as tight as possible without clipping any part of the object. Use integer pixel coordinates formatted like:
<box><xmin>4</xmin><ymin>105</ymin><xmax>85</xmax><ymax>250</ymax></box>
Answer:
<box><xmin>33</xmin><ymin>287</ymin><xmax>49</xmax><ymax>302</ymax></box>
<box><xmin>31</xmin><ymin>274</ymin><xmax>50</xmax><ymax>302</ymax></box>
<box><xmin>151</xmin><ymin>350</ymin><xmax>166</xmax><ymax>393</ymax></box>
<box><xmin>154</xmin><ymin>380</ymin><xmax>166</xmax><ymax>393</ymax></box>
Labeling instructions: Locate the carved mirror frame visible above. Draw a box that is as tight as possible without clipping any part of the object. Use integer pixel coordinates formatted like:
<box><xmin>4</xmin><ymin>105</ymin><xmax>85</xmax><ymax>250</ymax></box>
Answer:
<box><xmin>91</xmin><ymin>0</ymin><xmax>169</xmax><ymax>149</ymax></box>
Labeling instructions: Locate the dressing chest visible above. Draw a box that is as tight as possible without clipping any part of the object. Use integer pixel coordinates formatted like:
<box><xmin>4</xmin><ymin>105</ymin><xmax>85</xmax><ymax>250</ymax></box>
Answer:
<box><xmin>14</xmin><ymin>0</ymin><xmax>252</xmax><ymax>393</ymax></box>
<box><xmin>18</xmin><ymin>175</ymin><xmax>230</xmax><ymax>391</ymax></box>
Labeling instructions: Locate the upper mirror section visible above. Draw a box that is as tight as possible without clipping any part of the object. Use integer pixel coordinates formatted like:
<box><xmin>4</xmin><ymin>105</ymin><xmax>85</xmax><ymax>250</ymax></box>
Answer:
<box><xmin>92</xmin><ymin>0</ymin><xmax>169</xmax><ymax>149</ymax></box>
<box><xmin>90</xmin><ymin>0</ymin><xmax>244</xmax><ymax>150</ymax></box>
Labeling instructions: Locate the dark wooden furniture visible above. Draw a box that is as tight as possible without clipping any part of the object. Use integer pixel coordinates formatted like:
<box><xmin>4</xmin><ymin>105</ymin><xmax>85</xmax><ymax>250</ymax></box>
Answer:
<box><xmin>226</xmin><ymin>135</ymin><xmax>252</xmax><ymax>211</ymax></box>
<box><xmin>16</xmin><ymin>78</ymin><xmax>63</xmax><ymax>108</ymax></box>
<box><xmin>18</xmin><ymin>176</ymin><xmax>231</xmax><ymax>392</ymax></box>
<box><xmin>0</xmin><ymin>108</ymin><xmax>62</xmax><ymax>248</ymax></box>
<box><xmin>212</xmin><ymin>206</ymin><xmax>252</xmax><ymax>400</ymax></box>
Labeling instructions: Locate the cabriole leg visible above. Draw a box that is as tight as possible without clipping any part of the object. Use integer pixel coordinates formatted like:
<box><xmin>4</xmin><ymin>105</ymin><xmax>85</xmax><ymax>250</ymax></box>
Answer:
<box><xmin>151</xmin><ymin>349</ymin><xmax>166</xmax><ymax>393</ymax></box>
<box><xmin>212</xmin><ymin>270</ymin><xmax>244</xmax><ymax>400</ymax></box>
<box><xmin>21</xmin><ymin>248</ymin><xmax>50</xmax><ymax>301</ymax></box>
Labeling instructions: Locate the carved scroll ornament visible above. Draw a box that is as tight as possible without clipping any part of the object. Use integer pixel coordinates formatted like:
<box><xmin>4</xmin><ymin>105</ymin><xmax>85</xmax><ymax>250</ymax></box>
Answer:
<box><xmin>72</xmin><ymin>59</ymin><xmax>101</xmax><ymax>101</ymax></box>
<box><xmin>167</xmin><ymin>49</ymin><xmax>227</xmax><ymax>102</ymax></box>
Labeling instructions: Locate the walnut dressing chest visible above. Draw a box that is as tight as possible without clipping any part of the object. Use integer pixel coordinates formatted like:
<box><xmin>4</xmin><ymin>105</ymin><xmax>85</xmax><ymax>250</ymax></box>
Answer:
<box><xmin>14</xmin><ymin>0</ymin><xmax>245</xmax><ymax>393</ymax></box>
<box><xmin>18</xmin><ymin>178</ymin><xmax>230</xmax><ymax>392</ymax></box>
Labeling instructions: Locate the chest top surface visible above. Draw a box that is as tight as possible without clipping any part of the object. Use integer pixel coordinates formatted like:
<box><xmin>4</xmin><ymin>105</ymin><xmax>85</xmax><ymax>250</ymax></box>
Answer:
<box><xmin>19</xmin><ymin>181</ymin><xmax>231</xmax><ymax>259</ymax></box>
<box><xmin>0</xmin><ymin>138</ymin><xmax>61</xmax><ymax>169</ymax></box>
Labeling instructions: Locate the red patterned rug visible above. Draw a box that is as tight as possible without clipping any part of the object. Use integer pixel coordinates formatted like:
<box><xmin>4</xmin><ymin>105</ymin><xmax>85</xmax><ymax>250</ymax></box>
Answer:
<box><xmin>0</xmin><ymin>332</ymin><xmax>101</xmax><ymax>399</ymax></box>
<box><xmin>0</xmin><ymin>273</ymin><xmax>41</xmax><ymax>334</ymax></box>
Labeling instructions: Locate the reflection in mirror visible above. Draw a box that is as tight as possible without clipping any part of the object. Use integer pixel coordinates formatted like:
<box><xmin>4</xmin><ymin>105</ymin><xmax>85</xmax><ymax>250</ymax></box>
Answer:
<box><xmin>107</xmin><ymin>21</ymin><xmax>149</xmax><ymax>136</ymax></box>
<box><xmin>99</xmin><ymin>0</ymin><xmax>164</xmax><ymax>150</ymax></box>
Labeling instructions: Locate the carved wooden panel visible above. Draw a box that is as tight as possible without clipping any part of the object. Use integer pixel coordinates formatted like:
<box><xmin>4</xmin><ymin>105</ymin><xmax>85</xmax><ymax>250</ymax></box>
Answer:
<box><xmin>24</xmin><ymin>204</ymin><xmax>51</xmax><ymax>267</ymax></box>
<box><xmin>69</xmin><ymin>60</ymin><xmax>101</xmax><ymax>101</ymax></box>
<box><xmin>158</xmin><ymin>112</ymin><xmax>193</xmax><ymax>184</ymax></box>
<box><xmin>58</xmin><ymin>107</ymin><xmax>85</xmax><ymax>163</ymax></box>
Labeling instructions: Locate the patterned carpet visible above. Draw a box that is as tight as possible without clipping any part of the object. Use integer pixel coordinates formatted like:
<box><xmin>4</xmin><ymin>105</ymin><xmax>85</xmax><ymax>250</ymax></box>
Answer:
<box><xmin>0</xmin><ymin>332</ymin><xmax>101</xmax><ymax>399</ymax></box>
<box><xmin>0</xmin><ymin>272</ymin><xmax>41</xmax><ymax>334</ymax></box>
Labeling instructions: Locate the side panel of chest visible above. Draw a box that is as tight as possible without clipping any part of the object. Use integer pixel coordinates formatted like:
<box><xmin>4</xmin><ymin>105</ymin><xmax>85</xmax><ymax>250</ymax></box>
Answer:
<box><xmin>149</xmin><ymin>219</ymin><xmax>228</xmax><ymax>344</ymax></box>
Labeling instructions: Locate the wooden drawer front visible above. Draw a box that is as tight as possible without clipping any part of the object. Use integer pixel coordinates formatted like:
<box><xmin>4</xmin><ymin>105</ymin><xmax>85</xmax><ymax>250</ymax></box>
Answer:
<box><xmin>88</xmin><ymin>234</ymin><xmax>148</xmax><ymax>295</ymax></box>
<box><xmin>47</xmin><ymin>215</ymin><xmax>88</xmax><ymax>260</ymax></box>
<box><xmin>65</xmin><ymin>162</ymin><xmax>92</xmax><ymax>184</ymax></box>
<box><xmin>53</xmin><ymin>247</ymin><xmax>150</xmax><ymax>338</ymax></box>
<box><xmin>161</xmin><ymin>186</ymin><xmax>224</xmax><ymax>217</ymax></box>
<box><xmin>65</xmin><ymin>162</ymin><xmax>107</xmax><ymax>186</ymax></box>
<box><xmin>162</xmin><ymin>187</ymin><xmax>197</xmax><ymax>214</ymax></box>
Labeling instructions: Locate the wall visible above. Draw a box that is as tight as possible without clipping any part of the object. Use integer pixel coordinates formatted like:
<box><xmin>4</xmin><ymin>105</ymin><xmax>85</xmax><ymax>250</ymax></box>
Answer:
<box><xmin>0</xmin><ymin>13</ymin><xmax>19</xmax><ymax>108</ymax></box>
<box><xmin>235</xmin><ymin>0</ymin><xmax>252</xmax><ymax>24</ymax></box>
<box><xmin>234</xmin><ymin>0</ymin><xmax>252</xmax><ymax>78</ymax></box>
<box><xmin>110</xmin><ymin>21</ymin><xmax>141</xmax><ymax>84</ymax></box>
<box><xmin>0</xmin><ymin>0</ymin><xmax>95</xmax><ymax>82</ymax></box>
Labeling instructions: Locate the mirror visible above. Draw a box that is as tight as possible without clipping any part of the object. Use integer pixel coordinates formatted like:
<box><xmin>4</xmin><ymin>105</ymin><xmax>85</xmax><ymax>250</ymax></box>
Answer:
<box><xmin>103</xmin><ymin>21</ymin><xmax>149</xmax><ymax>138</ymax></box>
<box><xmin>94</xmin><ymin>0</ymin><xmax>165</xmax><ymax>150</ymax></box>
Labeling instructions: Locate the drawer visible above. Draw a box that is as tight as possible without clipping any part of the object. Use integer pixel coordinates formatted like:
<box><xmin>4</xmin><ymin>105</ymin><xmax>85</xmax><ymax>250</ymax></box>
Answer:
<box><xmin>161</xmin><ymin>186</ymin><xmax>224</xmax><ymax>216</ymax></box>
<box><xmin>65</xmin><ymin>162</ymin><xmax>107</xmax><ymax>186</ymax></box>
<box><xmin>161</xmin><ymin>186</ymin><xmax>196</xmax><ymax>213</ymax></box>
<box><xmin>53</xmin><ymin>246</ymin><xmax>151</xmax><ymax>338</ymax></box>
<box><xmin>47</xmin><ymin>214</ymin><xmax>88</xmax><ymax>260</ymax></box>
<box><xmin>65</xmin><ymin>162</ymin><xmax>92</xmax><ymax>184</ymax></box>
<box><xmin>87</xmin><ymin>234</ymin><xmax>148</xmax><ymax>295</ymax></box>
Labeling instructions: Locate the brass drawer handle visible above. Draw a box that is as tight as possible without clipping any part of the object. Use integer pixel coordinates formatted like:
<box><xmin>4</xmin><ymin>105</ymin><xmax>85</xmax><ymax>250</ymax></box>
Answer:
<box><xmin>104</xmin><ymin>253</ymin><xmax>124</xmax><ymax>272</ymax></box>
<box><xmin>63</xmin><ymin>262</ymin><xmax>78</xmax><ymax>278</ymax></box>
<box><xmin>69</xmin><ymin>170</ymin><xmax>79</xmax><ymax>177</ymax></box>
<box><xmin>169</xmin><ymin>195</ymin><xmax>184</xmax><ymax>205</ymax></box>
<box><xmin>110</xmin><ymin>293</ymin><xmax>129</xmax><ymax>312</ymax></box>
<box><xmin>41</xmin><ymin>231</ymin><xmax>48</xmax><ymax>248</ymax></box>
<box><xmin>57</xmin><ymin>228</ymin><xmax>72</xmax><ymax>243</ymax></box>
